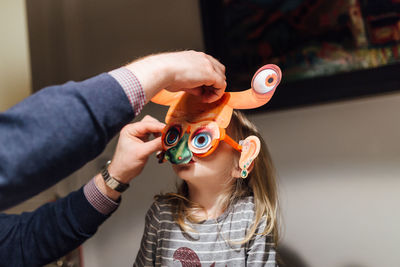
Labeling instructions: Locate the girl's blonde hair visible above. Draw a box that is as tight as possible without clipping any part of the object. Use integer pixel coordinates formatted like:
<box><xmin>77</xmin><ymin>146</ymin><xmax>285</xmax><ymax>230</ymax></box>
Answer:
<box><xmin>156</xmin><ymin>110</ymin><xmax>279</xmax><ymax>244</ymax></box>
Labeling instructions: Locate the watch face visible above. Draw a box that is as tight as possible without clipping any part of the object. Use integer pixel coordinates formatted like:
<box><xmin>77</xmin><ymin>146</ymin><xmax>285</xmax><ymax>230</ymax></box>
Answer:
<box><xmin>102</xmin><ymin>164</ymin><xmax>129</xmax><ymax>192</ymax></box>
<box><xmin>105</xmin><ymin>177</ymin><xmax>129</xmax><ymax>192</ymax></box>
<box><xmin>106</xmin><ymin>178</ymin><xmax>120</xmax><ymax>190</ymax></box>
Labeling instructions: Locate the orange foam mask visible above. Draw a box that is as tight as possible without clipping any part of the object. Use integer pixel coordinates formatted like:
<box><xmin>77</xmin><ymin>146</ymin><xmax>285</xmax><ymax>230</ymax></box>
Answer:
<box><xmin>152</xmin><ymin>64</ymin><xmax>282</xmax><ymax>173</ymax></box>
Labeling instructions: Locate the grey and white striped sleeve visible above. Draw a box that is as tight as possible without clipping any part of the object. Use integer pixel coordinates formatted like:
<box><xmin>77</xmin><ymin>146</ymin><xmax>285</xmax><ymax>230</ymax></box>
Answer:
<box><xmin>246</xmin><ymin>218</ymin><xmax>277</xmax><ymax>266</ymax></box>
<box><xmin>133</xmin><ymin>202</ymin><xmax>160</xmax><ymax>267</ymax></box>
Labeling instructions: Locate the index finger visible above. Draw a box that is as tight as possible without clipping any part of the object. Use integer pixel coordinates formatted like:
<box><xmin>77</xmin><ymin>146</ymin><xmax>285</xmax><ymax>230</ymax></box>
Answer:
<box><xmin>141</xmin><ymin>115</ymin><xmax>165</xmax><ymax>125</ymax></box>
<box><xmin>126</xmin><ymin>121</ymin><xmax>165</xmax><ymax>138</ymax></box>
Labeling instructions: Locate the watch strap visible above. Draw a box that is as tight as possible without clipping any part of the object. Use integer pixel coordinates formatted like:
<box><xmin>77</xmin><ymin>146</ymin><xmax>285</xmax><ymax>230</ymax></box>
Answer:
<box><xmin>101</xmin><ymin>161</ymin><xmax>130</xmax><ymax>193</ymax></box>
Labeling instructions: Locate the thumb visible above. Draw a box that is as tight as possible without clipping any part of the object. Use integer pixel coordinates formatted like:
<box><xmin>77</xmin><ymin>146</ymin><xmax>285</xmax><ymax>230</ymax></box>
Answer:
<box><xmin>141</xmin><ymin>136</ymin><xmax>163</xmax><ymax>156</ymax></box>
<box><xmin>184</xmin><ymin>87</ymin><xmax>203</xmax><ymax>96</ymax></box>
<box><xmin>201</xmin><ymin>85</ymin><xmax>226</xmax><ymax>103</ymax></box>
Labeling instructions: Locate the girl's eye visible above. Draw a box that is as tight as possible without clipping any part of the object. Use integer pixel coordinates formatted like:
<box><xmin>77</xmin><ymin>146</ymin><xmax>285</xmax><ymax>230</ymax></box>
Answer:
<box><xmin>252</xmin><ymin>68</ymin><xmax>279</xmax><ymax>94</ymax></box>
<box><xmin>188</xmin><ymin>123</ymin><xmax>219</xmax><ymax>155</ymax></box>
<box><xmin>192</xmin><ymin>132</ymin><xmax>212</xmax><ymax>149</ymax></box>
<box><xmin>164</xmin><ymin>126</ymin><xmax>181</xmax><ymax>146</ymax></box>
<box><xmin>190</xmin><ymin>131</ymin><xmax>213</xmax><ymax>153</ymax></box>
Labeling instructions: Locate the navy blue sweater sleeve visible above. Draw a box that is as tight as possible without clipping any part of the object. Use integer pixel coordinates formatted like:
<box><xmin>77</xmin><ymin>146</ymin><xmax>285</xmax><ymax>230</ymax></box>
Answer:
<box><xmin>0</xmin><ymin>187</ymin><xmax>111</xmax><ymax>267</ymax></box>
<box><xmin>0</xmin><ymin>73</ymin><xmax>134</xmax><ymax>210</ymax></box>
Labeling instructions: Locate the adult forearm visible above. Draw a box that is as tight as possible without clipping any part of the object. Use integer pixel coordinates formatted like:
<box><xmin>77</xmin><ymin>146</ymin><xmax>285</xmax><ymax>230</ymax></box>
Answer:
<box><xmin>0</xmin><ymin>187</ymin><xmax>110</xmax><ymax>266</ymax></box>
<box><xmin>0</xmin><ymin>73</ymin><xmax>134</xmax><ymax>210</ymax></box>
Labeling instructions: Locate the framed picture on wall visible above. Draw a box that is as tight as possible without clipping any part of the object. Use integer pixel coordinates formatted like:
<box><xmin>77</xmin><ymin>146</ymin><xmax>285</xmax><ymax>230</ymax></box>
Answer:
<box><xmin>200</xmin><ymin>0</ymin><xmax>400</xmax><ymax>111</ymax></box>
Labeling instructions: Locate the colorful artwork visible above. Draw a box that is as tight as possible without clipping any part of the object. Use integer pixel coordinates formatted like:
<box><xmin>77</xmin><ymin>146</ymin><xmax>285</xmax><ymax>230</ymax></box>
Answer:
<box><xmin>204</xmin><ymin>0</ymin><xmax>400</xmax><ymax>85</ymax></box>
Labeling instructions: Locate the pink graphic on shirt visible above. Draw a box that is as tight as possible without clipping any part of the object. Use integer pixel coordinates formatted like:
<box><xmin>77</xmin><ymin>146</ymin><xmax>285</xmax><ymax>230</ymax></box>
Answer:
<box><xmin>173</xmin><ymin>247</ymin><xmax>219</xmax><ymax>267</ymax></box>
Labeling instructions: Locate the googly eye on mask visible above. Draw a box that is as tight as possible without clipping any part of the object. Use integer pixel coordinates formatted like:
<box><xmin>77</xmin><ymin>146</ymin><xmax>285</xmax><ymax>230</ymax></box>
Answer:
<box><xmin>164</xmin><ymin>125</ymin><xmax>181</xmax><ymax>147</ymax></box>
<box><xmin>188</xmin><ymin>122</ymin><xmax>220</xmax><ymax>155</ymax></box>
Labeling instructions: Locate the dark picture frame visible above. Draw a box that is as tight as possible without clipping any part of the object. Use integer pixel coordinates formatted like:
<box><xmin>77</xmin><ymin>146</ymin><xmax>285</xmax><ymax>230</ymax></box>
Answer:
<box><xmin>200</xmin><ymin>0</ymin><xmax>400</xmax><ymax>111</ymax></box>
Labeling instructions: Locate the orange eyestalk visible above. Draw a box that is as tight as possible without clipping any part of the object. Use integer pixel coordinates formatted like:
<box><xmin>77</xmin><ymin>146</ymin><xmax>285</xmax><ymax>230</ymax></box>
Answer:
<box><xmin>226</xmin><ymin>64</ymin><xmax>281</xmax><ymax>109</ymax></box>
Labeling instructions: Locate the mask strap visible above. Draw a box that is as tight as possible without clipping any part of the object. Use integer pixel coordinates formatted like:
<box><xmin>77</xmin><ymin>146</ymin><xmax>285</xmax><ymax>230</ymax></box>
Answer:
<box><xmin>220</xmin><ymin>129</ymin><xmax>242</xmax><ymax>152</ymax></box>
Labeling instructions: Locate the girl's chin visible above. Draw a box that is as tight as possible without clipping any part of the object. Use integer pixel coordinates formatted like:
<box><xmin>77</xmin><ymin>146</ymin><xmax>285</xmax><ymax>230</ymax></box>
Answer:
<box><xmin>172</xmin><ymin>166</ymin><xmax>210</xmax><ymax>182</ymax></box>
<box><xmin>172</xmin><ymin>163</ymin><xmax>194</xmax><ymax>172</ymax></box>
<box><xmin>173</xmin><ymin>166</ymin><xmax>195</xmax><ymax>178</ymax></box>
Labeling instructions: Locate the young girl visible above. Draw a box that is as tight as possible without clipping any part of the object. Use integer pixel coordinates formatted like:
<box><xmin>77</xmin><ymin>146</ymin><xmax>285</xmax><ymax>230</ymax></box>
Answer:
<box><xmin>134</xmin><ymin>64</ymin><xmax>281</xmax><ymax>266</ymax></box>
<box><xmin>134</xmin><ymin>110</ymin><xmax>279</xmax><ymax>266</ymax></box>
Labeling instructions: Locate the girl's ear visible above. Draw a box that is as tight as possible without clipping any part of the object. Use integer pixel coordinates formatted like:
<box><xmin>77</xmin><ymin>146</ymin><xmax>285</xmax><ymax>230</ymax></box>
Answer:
<box><xmin>236</xmin><ymin>136</ymin><xmax>261</xmax><ymax>179</ymax></box>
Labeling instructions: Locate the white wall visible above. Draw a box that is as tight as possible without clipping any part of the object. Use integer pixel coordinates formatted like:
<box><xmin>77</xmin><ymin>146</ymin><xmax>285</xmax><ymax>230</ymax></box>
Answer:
<box><xmin>0</xmin><ymin>0</ymin><xmax>31</xmax><ymax>111</ymax></box>
<box><xmin>250</xmin><ymin>93</ymin><xmax>400</xmax><ymax>267</ymax></box>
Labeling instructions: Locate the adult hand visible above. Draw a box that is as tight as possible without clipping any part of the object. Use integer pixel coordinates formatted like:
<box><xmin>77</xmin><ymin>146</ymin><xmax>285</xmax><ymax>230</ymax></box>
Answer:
<box><xmin>94</xmin><ymin>115</ymin><xmax>165</xmax><ymax>200</ymax></box>
<box><xmin>125</xmin><ymin>51</ymin><xmax>226</xmax><ymax>103</ymax></box>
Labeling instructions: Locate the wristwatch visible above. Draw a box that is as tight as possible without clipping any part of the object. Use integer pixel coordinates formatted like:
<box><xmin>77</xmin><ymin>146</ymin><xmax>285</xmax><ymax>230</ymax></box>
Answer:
<box><xmin>101</xmin><ymin>160</ymin><xmax>130</xmax><ymax>193</ymax></box>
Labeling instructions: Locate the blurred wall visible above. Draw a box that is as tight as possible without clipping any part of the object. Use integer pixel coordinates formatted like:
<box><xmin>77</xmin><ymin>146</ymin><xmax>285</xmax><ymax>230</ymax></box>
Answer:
<box><xmin>0</xmin><ymin>0</ymin><xmax>61</xmax><ymax>216</ymax></box>
<box><xmin>251</xmin><ymin>93</ymin><xmax>400</xmax><ymax>267</ymax></box>
<box><xmin>26</xmin><ymin>0</ymin><xmax>205</xmax><ymax>91</ymax></box>
<box><xmin>0</xmin><ymin>0</ymin><xmax>31</xmax><ymax>111</ymax></box>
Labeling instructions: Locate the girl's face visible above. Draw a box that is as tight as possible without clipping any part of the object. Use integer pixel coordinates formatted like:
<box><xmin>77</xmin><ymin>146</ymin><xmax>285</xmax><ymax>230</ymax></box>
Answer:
<box><xmin>172</xmin><ymin>140</ymin><xmax>241</xmax><ymax>185</ymax></box>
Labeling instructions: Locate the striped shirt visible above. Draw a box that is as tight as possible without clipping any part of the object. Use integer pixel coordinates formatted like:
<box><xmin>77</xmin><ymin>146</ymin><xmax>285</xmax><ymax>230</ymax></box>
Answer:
<box><xmin>134</xmin><ymin>196</ymin><xmax>277</xmax><ymax>266</ymax></box>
